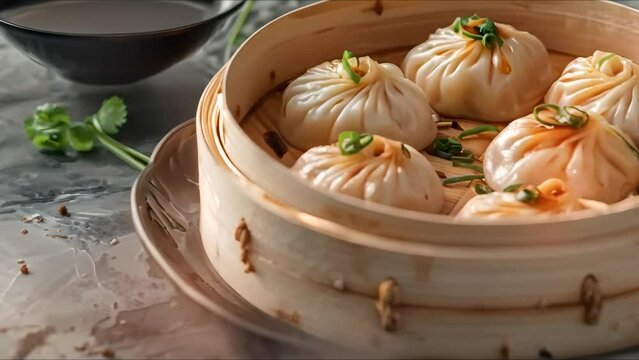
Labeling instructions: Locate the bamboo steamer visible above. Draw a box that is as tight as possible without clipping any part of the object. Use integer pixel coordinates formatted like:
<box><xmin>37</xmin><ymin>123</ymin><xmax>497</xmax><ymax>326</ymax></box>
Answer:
<box><xmin>196</xmin><ymin>1</ymin><xmax>639</xmax><ymax>358</ymax></box>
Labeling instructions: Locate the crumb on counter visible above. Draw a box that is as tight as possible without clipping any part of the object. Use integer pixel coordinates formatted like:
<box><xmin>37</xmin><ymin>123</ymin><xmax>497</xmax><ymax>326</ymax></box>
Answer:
<box><xmin>21</xmin><ymin>229</ymin><xmax>28</xmax><ymax>235</ymax></box>
<box><xmin>102</xmin><ymin>348</ymin><xmax>115</xmax><ymax>358</ymax></box>
<box><xmin>58</xmin><ymin>204</ymin><xmax>70</xmax><ymax>217</ymax></box>
<box><xmin>19</xmin><ymin>263</ymin><xmax>29</xmax><ymax>275</ymax></box>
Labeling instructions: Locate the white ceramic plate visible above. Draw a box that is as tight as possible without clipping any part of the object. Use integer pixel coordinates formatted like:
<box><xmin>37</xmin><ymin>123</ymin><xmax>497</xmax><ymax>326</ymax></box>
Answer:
<box><xmin>130</xmin><ymin>120</ymin><xmax>329</xmax><ymax>352</ymax></box>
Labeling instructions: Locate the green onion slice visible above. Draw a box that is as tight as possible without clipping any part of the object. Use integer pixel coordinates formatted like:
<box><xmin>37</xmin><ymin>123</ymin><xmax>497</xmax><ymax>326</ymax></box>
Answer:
<box><xmin>503</xmin><ymin>184</ymin><xmax>522</xmax><ymax>192</ymax></box>
<box><xmin>533</xmin><ymin>104</ymin><xmax>589</xmax><ymax>129</ymax></box>
<box><xmin>474</xmin><ymin>183</ymin><xmax>494</xmax><ymax>195</ymax></box>
<box><xmin>450</xmin><ymin>151</ymin><xmax>475</xmax><ymax>163</ymax></box>
<box><xmin>597</xmin><ymin>53</ymin><xmax>616</xmax><ymax>69</ymax></box>
<box><xmin>342</xmin><ymin>50</ymin><xmax>361</xmax><ymax>84</ymax></box>
<box><xmin>338</xmin><ymin>131</ymin><xmax>373</xmax><ymax>155</ymax></box>
<box><xmin>462</xmin><ymin>31</ymin><xmax>483</xmax><ymax>41</ymax></box>
<box><xmin>515</xmin><ymin>188</ymin><xmax>539</xmax><ymax>203</ymax></box>
<box><xmin>452</xmin><ymin>160</ymin><xmax>483</xmax><ymax>173</ymax></box>
<box><xmin>442</xmin><ymin>174</ymin><xmax>485</xmax><ymax>185</ymax></box>
<box><xmin>401</xmin><ymin>143</ymin><xmax>411</xmax><ymax>158</ymax></box>
<box><xmin>430</xmin><ymin>137</ymin><xmax>463</xmax><ymax>159</ymax></box>
<box><xmin>458</xmin><ymin>125</ymin><xmax>500</xmax><ymax>139</ymax></box>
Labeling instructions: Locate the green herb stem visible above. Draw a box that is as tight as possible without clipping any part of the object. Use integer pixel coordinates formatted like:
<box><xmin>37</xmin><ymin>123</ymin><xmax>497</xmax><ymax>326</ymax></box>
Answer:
<box><xmin>229</xmin><ymin>0</ymin><xmax>254</xmax><ymax>47</ymax></box>
<box><xmin>458</xmin><ymin>125</ymin><xmax>500</xmax><ymax>139</ymax></box>
<box><xmin>89</xmin><ymin>116</ymin><xmax>149</xmax><ymax>169</ymax></box>
<box><xmin>442</xmin><ymin>174</ymin><xmax>484</xmax><ymax>185</ymax></box>
<box><xmin>96</xmin><ymin>130</ymin><xmax>149</xmax><ymax>163</ymax></box>
<box><xmin>95</xmin><ymin>132</ymin><xmax>147</xmax><ymax>172</ymax></box>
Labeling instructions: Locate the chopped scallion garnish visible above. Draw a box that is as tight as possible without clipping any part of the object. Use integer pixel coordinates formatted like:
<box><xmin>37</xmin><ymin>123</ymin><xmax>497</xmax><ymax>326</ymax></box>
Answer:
<box><xmin>533</xmin><ymin>104</ymin><xmax>589</xmax><ymax>129</ymax></box>
<box><xmin>458</xmin><ymin>125</ymin><xmax>500</xmax><ymax>139</ymax></box>
<box><xmin>338</xmin><ymin>131</ymin><xmax>373</xmax><ymax>155</ymax></box>
<box><xmin>474</xmin><ymin>183</ymin><xmax>494</xmax><ymax>195</ymax></box>
<box><xmin>342</xmin><ymin>50</ymin><xmax>361</xmax><ymax>84</ymax></box>
<box><xmin>515</xmin><ymin>188</ymin><xmax>539</xmax><ymax>203</ymax></box>
<box><xmin>452</xmin><ymin>14</ymin><xmax>504</xmax><ymax>48</ymax></box>
<box><xmin>429</xmin><ymin>136</ymin><xmax>468</xmax><ymax>160</ymax></box>
<box><xmin>597</xmin><ymin>53</ymin><xmax>617</xmax><ymax>69</ymax></box>
<box><xmin>442</xmin><ymin>174</ymin><xmax>484</xmax><ymax>185</ymax></box>
<box><xmin>503</xmin><ymin>184</ymin><xmax>522</xmax><ymax>192</ymax></box>
<box><xmin>401</xmin><ymin>143</ymin><xmax>411</xmax><ymax>158</ymax></box>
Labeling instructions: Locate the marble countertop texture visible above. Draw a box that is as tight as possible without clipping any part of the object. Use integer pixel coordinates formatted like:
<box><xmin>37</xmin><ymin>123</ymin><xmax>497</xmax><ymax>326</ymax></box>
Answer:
<box><xmin>2</xmin><ymin>1</ymin><xmax>639</xmax><ymax>359</ymax></box>
<box><xmin>0</xmin><ymin>1</ymin><xmax>314</xmax><ymax>358</ymax></box>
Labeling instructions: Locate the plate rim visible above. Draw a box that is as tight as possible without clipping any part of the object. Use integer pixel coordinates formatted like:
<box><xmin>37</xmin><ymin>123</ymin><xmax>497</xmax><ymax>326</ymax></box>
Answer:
<box><xmin>130</xmin><ymin>119</ymin><xmax>321</xmax><ymax>350</ymax></box>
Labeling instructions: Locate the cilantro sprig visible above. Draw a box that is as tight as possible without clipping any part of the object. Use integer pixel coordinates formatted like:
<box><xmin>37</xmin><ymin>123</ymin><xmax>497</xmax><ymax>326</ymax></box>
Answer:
<box><xmin>24</xmin><ymin>96</ymin><xmax>149</xmax><ymax>171</ymax></box>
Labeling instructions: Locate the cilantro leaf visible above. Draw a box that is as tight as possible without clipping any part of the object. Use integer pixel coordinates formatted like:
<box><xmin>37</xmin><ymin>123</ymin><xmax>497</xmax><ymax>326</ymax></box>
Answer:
<box><xmin>94</xmin><ymin>96</ymin><xmax>127</xmax><ymax>135</ymax></box>
<box><xmin>67</xmin><ymin>123</ymin><xmax>95</xmax><ymax>152</ymax></box>
<box><xmin>31</xmin><ymin>127</ymin><xmax>68</xmax><ymax>152</ymax></box>
<box><xmin>24</xmin><ymin>105</ymin><xmax>72</xmax><ymax>152</ymax></box>
<box><xmin>35</xmin><ymin>104</ymin><xmax>71</xmax><ymax>126</ymax></box>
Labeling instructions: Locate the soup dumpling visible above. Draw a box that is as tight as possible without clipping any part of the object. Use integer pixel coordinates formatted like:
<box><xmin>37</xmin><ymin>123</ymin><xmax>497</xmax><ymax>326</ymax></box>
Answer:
<box><xmin>545</xmin><ymin>51</ymin><xmax>639</xmax><ymax>146</ymax></box>
<box><xmin>292</xmin><ymin>131</ymin><xmax>445</xmax><ymax>213</ymax></box>
<box><xmin>483</xmin><ymin>104</ymin><xmax>639</xmax><ymax>204</ymax></box>
<box><xmin>457</xmin><ymin>179</ymin><xmax>607</xmax><ymax>219</ymax></box>
<box><xmin>402</xmin><ymin>15</ymin><xmax>554</xmax><ymax>122</ymax></box>
<box><xmin>280</xmin><ymin>51</ymin><xmax>438</xmax><ymax>151</ymax></box>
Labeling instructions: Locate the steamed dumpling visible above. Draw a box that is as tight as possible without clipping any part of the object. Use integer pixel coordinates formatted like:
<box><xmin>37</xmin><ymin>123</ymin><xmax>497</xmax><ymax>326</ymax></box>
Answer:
<box><xmin>292</xmin><ymin>132</ymin><xmax>445</xmax><ymax>213</ymax></box>
<box><xmin>545</xmin><ymin>51</ymin><xmax>639</xmax><ymax>145</ymax></box>
<box><xmin>483</xmin><ymin>104</ymin><xmax>639</xmax><ymax>204</ymax></box>
<box><xmin>280</xmin><ymin>53</ymin><xmax>438</xmax><ymax>151</ymax></box>
<box><xmin>402</xmin><ymin>15</ymin><xmax>554</xmax><ymax>122</ymax></box>
<box><xmin>457</xmin><ymin>179</ymin><xmax>607</xmax><ymax>219</ymax></box>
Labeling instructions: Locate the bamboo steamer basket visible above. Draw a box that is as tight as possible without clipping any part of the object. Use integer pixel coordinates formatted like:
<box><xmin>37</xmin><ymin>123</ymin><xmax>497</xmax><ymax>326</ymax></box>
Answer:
<box><xmin>196</xmin><ymin>1</ymin><xmax>639</xmax><ymax>358</ymax></box>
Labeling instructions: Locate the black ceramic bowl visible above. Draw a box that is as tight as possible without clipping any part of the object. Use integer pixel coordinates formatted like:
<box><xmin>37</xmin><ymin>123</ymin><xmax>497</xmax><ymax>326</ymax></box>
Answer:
<box><xmin>0</xmin><ymin>0</ymin><xmax>244</xmax><ymax>85</ymax></box>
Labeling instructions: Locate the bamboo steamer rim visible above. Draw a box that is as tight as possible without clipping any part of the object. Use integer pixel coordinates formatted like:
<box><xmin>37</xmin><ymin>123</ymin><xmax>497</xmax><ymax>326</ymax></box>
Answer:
<box><xmin>208</xmin><ymin>1</ymin><xmax>639</xmax><ymax>234</ymax></box>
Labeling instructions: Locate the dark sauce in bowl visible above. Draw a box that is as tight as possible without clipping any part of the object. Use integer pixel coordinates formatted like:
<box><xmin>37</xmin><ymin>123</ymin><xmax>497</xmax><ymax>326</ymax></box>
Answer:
<box><xmin>1</xmin><ymin>0</ymin><xmax>213</xmax><ymax>35</ymax></box>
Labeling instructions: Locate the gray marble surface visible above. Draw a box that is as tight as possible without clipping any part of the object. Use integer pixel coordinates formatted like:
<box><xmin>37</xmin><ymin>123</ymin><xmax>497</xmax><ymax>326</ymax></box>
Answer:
<box><xmin>0</xmin><ymin>1</ymin><xmax>313</xmax><ymax>358</ymax></box>
<box><xmin>3</xmin><ymin>1</ymin><xmax>639</xmax><ymax>359</ymax></box>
